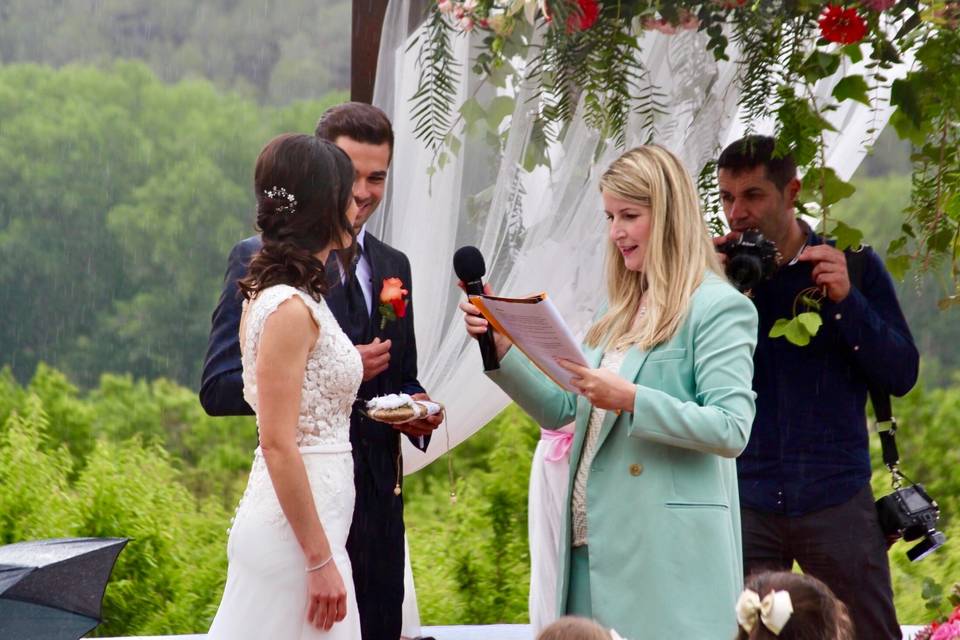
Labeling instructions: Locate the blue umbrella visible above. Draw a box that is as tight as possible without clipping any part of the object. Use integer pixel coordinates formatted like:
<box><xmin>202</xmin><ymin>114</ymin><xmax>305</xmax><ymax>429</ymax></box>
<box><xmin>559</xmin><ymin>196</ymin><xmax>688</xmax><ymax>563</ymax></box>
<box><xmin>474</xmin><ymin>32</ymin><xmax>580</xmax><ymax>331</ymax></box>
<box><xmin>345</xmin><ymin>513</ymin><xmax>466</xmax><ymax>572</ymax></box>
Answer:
<box><xmin>0</xmin><ymin>537</ymin><xmax>128</xmax><ymax>639</ymax></box>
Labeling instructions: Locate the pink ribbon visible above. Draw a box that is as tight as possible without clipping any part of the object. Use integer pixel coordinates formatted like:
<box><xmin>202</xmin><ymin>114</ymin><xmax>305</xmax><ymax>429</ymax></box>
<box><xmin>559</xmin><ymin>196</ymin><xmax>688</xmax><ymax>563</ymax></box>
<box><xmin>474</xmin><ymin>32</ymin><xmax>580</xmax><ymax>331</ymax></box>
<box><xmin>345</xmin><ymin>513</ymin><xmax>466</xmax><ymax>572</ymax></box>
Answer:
<box><xmin>540</xmin><ymin>428</ymin><xmax>574</xmax><ymax>463</ymax></box>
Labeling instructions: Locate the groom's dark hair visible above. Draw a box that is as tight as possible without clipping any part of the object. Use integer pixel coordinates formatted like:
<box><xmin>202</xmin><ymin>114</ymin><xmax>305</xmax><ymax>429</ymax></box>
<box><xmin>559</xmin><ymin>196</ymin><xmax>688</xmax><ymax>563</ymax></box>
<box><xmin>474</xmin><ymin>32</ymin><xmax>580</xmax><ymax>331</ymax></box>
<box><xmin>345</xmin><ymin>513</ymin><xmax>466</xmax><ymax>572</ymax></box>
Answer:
<box><xmin>315</xmin><ymin>102</ymin><xmax>394</xmax><ymax>162</ymax></box>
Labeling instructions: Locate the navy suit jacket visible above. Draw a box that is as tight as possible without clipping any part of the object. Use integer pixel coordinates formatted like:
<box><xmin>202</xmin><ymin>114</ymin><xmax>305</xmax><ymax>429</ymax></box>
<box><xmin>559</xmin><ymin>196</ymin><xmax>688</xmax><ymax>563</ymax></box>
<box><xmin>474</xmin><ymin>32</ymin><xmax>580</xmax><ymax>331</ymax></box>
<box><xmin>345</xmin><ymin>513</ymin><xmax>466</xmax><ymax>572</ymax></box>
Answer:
<box><xmin>199</xmin><ymin>234</ymin><xmax>429</xmax><ymax>459</ymax></box>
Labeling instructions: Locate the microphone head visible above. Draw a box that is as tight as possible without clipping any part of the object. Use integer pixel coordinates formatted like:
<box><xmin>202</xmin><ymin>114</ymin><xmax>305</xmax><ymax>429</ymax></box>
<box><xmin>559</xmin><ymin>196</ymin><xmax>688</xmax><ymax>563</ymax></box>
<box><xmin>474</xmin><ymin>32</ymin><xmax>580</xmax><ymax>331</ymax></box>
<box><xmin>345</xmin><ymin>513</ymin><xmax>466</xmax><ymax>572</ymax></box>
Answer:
<box><xmin>453</xmin><ymin>245</ymin><xmax>486</xmax><ymax>282</ymax></box>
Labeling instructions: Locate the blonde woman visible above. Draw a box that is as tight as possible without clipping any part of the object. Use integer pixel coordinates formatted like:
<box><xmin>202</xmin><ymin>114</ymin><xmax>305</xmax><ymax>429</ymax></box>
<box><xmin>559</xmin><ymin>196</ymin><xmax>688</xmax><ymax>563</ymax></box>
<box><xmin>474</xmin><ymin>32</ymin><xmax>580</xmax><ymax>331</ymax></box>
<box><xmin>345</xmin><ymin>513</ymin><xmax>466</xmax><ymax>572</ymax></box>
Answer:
<box><xmin>460</xmin><ymin>145</ymin><xmax>758</xmax><ymax>638</ymax></box>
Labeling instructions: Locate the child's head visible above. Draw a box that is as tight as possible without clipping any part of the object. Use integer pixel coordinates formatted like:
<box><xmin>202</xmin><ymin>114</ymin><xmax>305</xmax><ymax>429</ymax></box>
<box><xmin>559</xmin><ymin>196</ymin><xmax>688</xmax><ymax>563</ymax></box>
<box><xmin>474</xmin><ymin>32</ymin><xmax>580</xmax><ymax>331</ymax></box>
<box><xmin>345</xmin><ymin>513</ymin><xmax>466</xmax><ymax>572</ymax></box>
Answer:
<box><xmin>735</xmin><ymin>571</ymin><xmax>854</xmax><ymax>640</ymax></box>
<box><xmin>537</xmin><ymin>616</ymin><xmax>617</xmax><ymax>640</ymax></box>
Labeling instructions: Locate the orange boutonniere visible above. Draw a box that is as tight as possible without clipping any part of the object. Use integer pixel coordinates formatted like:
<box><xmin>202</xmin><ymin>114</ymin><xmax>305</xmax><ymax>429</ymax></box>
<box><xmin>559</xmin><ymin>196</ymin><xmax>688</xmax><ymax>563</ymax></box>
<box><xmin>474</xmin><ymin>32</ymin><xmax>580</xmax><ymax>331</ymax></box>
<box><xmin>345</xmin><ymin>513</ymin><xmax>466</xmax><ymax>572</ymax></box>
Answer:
<box><xmin>378</xmin><ymin>277</ymin><xmax>408</xmax><ymax>329</ymax></box>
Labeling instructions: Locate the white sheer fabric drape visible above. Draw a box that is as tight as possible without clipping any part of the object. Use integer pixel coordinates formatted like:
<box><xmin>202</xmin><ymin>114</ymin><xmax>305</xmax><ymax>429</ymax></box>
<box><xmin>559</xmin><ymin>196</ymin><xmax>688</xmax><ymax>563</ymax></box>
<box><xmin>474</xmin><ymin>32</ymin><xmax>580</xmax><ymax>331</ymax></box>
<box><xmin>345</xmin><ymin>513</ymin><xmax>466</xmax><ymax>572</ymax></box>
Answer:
<box><xmin>372</xmin><ymin>4</ymin><xmax>905</xmax><ymax>474</ymax></box>
<box><xmin>373</xmin><ymin>3</ymin><xmax>907</xmax><ymax>632</ymax></box>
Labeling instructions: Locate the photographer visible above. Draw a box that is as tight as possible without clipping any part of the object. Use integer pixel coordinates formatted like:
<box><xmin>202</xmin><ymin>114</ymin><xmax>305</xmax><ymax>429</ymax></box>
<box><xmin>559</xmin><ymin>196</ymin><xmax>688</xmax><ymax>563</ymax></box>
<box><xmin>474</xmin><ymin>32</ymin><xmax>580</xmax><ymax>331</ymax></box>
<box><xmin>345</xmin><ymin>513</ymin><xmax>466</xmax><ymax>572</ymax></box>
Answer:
<box><xmin>715</xmin><ymin>135</ymin><xmax>919</xmax><ymax>639</ymax></box>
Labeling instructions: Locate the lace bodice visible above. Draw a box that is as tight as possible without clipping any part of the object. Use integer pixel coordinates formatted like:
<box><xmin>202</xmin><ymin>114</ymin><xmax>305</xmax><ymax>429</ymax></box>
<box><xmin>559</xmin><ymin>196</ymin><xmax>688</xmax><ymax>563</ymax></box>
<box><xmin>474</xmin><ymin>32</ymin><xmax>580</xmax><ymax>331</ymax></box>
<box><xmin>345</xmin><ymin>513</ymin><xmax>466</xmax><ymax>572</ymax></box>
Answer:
<box><xmin>241</xmin><ymin>284</ymin><xmax>362</xmax><ymax>448</ymax></box>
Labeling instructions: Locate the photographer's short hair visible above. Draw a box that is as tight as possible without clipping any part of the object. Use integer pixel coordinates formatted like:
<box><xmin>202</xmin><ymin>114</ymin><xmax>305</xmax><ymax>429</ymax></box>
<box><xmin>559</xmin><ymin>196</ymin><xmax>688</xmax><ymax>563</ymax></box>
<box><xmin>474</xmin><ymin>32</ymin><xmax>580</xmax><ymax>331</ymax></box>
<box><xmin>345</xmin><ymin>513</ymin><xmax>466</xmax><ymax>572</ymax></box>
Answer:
<box><xmin>718</xmin><ymin>135</ymin><xmax>797</xmax><ymax>191</ymax></box>
<box><xmin>736</xmin><ymin>571</ymin><xmax>854</xmax><ymax>640</ymax></box>
<box><xmin>314</xmin><ymin>102</ymin><xmax>394</xmax><ymax>161</ymax></box>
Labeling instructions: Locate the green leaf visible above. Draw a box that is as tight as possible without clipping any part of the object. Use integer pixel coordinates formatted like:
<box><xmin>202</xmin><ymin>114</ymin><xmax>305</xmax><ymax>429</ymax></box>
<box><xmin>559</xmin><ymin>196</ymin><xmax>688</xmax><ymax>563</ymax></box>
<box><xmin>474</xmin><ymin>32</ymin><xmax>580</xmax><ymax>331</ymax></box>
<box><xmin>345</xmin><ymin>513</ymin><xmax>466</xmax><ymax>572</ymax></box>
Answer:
<box><xmin>887</xmin><ymin>236</ymin><xmax>907</xmax><ymax>255</ymax></box>
<box><xmin>437</xmin><ymin>151</ymin><xmax>449</xmax><ymax>170</ymax></box>
<box><xmin>796</xmin><ymin>312</ymin><xmax>823</xmax><ymax>337</ymax></box>
<box><xmin>877</xmin><ymin>36</ymin><xmax>901</xmax><ymax>64</ymax></box>
<box><xmin>459</xmin><ymin>97</ymin><xmax>487</xmax><ymax>135</ymax></box>
<box><xmin>831</xmin><ymin>220</ymin><xmax>864</xmax><ymax>251</ymax></box>
<box><xmin>922</xmin><ymin>577</ymin><xmax>944</xmax><ymax>601</ymax></box>
<box><xmin>487</xmin><ymin>59</ymin><xmax>516</xmax><ymax>88</ymax></box>
<box><xmin>820</xmin><ymin>167</ymin><xmax>856</xmax><ymax>206</ymax></box>
<box><xmin>801</xmin><ymin>51</ymin><xmax>840</xmax><ymax>83</ymax></box>
<box><xmin>769</xmin><ymin>310</ymin><xmax>828</xmax><ymax>346</ymax></box>
<box><xmin>832</xmin><ymin>75</ymin><xmax>871</xmax><ymax>106</ymax></box>
<box><xmin>885</xmin><ymin>254</ymin><xmax>911</xmax><ymax>281</ymax></box>
<box><xmin>889</xmin><ymin>109</ymin><xmax>926</xmax><ymax>146</ymax></box>
<box><xmin>784</xmin><ymin>318</ymin><xmax>812</xmax><ymax>346</ymax></box>
<box><xmin>769</xmin><ymin>318</ymin><xmax>792</xmax><ymax>339</ymax></box>
<box><xmin>890</xmin><ymin>77</ymin><xmax>924</xmax><ymax>129</ymax></box>
<box><xmin>447</xmin><ymin>134</ymin><xmax>462</xmax><ymax>157</ymax></box>
<box><xmin>522</xmin><ymin>136</ymin><xmax>550</xmax><ymax>172</ymax></box>
<box><xmin>841</xmin><ymin>43</ymin><xmax>864</xmax><ymax>64</ymax></box>
<box><xmin>485</xmin><ymin>96</ymin><xmax>515</xmax><ymax>131</ymax></box>
<box><xmin>801</xmin><ymin>167</ymin><xmax>856</xmax><ymax>207</ymax></box>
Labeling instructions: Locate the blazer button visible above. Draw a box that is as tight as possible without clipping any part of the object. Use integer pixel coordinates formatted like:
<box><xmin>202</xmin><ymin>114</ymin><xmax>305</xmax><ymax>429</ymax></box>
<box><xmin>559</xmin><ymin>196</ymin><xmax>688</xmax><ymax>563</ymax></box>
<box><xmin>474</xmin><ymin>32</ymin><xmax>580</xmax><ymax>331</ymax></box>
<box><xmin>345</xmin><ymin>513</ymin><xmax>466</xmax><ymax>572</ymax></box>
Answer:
<box><xmin>629</xmin><ymin>463</ymin><xmax>643</xmax><ymax>477</ymax></box>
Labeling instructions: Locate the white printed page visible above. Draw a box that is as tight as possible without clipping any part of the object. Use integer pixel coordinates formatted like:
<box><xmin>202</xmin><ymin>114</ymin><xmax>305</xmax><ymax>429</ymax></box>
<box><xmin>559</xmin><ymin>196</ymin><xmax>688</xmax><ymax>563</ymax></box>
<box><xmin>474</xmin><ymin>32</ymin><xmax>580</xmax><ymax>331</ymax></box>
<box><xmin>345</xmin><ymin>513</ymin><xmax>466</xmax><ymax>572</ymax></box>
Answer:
<box><xmin>472</xmin><ymin>294</ymin><xmax>589</xmax><ymax>392</ymax></box>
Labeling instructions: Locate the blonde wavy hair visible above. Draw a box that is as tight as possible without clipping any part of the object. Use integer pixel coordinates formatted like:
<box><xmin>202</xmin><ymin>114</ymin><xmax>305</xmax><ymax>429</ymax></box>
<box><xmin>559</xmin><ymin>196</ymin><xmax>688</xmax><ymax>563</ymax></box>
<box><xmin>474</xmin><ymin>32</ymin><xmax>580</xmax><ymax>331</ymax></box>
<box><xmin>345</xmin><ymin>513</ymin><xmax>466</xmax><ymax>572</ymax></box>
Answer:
<box><xmin>585</xmin><ymin>145</ymin><xmax>723</xmax><ymax>350</ymax></box>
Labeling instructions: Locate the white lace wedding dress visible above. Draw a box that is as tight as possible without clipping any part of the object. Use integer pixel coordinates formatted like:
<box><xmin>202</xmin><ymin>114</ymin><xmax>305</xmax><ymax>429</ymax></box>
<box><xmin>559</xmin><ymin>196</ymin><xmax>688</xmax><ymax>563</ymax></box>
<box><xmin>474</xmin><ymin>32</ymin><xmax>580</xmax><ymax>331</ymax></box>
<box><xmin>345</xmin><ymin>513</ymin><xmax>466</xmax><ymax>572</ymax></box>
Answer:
<box><xmin>208</xmin><ymin>285</ymin><xmax>363</xmax><ymax>640</ymax></box>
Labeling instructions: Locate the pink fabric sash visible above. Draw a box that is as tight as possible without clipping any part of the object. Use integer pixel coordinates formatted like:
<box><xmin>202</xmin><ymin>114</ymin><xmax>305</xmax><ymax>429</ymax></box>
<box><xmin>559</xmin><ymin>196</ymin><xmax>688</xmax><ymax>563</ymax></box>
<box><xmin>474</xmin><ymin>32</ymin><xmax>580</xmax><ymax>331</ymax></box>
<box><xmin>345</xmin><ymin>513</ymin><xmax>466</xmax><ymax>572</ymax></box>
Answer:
<box><xmin>540</xmin><ymin>428</ymin><xmax>574</xmax><ymax>463</ymax></box>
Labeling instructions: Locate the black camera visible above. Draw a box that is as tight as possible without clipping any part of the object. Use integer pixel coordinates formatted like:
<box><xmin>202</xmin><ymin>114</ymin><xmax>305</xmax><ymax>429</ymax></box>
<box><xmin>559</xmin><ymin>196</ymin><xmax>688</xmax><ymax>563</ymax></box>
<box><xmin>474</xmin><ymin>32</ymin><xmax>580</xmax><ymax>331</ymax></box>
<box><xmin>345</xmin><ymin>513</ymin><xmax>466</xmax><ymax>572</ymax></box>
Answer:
<box><xmin>716</xmin><ymin>230</ymin><xmax>779</xmax><ymax>292</ymax></box>
<box><xmin>876</xmin><ymin>484</ymin><xmax>946</xmax><ymax>562</ymax></box>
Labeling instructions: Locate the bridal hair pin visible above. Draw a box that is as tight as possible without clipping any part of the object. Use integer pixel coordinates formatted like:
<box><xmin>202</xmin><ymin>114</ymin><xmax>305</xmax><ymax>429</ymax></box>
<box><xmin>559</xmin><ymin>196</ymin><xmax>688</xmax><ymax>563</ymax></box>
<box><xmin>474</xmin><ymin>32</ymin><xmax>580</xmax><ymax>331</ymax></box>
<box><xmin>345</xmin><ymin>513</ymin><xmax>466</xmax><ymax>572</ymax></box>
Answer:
<box><xmin>264</xmin><ymin>186</ymin><xmax>297</xmax><ymax>215</ymax></box>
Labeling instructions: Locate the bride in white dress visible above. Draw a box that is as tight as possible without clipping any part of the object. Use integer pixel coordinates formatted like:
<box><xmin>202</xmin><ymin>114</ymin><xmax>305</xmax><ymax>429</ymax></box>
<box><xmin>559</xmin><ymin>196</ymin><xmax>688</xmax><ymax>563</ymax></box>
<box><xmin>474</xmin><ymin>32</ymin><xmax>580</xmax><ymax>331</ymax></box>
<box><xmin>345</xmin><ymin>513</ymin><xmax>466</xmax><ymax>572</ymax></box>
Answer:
<box><xmin>209</xmin><ymin>133</ymin><xmax>363</xmax><ymax>639</ymax></box>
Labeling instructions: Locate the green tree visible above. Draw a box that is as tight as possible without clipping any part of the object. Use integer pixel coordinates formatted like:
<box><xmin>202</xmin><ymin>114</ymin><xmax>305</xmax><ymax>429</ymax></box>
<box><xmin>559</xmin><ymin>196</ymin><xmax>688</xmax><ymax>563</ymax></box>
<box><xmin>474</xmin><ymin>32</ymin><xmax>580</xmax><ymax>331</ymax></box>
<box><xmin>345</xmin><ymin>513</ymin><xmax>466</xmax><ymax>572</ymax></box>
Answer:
<box><xmin>0</xmin><ymin>0</ymin><xmax>351</xmax><ymax>104</ymax></box>
<box><xmin>0</xmin><ymin>61</ymin><xmax>345</xmax><ymax>387</ymax></box>
<box><xmin>833</xmin><ymin>173</ymin><xmax>960</xmax><ymax>386</ymax></box>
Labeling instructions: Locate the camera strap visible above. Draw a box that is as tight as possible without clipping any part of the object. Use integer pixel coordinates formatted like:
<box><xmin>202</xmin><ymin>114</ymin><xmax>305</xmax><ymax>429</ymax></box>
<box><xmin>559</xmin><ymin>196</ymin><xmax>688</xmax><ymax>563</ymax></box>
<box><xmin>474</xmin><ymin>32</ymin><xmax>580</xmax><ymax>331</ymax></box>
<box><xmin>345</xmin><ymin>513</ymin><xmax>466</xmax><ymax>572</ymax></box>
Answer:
<box><xmin>870</xmin><ymin>387</ymin><xmax>901</xmax><ymax>477</ymax></box>
<box><xmin>846</xmin><ymin>248</ymin><xmax>903</xmax><ymax>485</ymax></box>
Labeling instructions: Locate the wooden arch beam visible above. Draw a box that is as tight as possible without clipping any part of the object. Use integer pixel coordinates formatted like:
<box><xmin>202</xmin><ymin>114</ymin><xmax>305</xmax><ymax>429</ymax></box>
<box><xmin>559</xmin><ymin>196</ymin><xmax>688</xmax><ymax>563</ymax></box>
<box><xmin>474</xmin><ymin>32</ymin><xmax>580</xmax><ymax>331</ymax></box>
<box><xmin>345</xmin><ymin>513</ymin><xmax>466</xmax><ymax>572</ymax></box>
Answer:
<box><xmin>350</xmin><ymin>0</ymin><xmax>430</xmax><ymax>104</ymax></box>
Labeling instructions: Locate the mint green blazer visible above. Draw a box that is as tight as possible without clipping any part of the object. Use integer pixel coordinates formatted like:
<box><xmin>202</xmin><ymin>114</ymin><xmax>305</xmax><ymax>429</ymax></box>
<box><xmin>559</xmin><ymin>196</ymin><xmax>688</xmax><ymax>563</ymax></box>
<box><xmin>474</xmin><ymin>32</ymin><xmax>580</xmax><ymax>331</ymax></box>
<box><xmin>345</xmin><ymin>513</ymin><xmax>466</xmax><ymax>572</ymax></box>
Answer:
<box><xmin>488</xmin><ymin>272</ymin><xmax>758</xmax><ymax>639</ymax></box>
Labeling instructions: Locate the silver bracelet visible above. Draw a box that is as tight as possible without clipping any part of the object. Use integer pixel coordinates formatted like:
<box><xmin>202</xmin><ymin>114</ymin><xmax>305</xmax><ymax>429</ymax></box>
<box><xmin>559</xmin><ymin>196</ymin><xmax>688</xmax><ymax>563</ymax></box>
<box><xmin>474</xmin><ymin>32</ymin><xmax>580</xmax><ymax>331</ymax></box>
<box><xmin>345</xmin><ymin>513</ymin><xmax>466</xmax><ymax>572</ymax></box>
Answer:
<box><xmin>305</xmin><ymin>555</ymin><xmax>333</xmax><ymax>573</ymax></box>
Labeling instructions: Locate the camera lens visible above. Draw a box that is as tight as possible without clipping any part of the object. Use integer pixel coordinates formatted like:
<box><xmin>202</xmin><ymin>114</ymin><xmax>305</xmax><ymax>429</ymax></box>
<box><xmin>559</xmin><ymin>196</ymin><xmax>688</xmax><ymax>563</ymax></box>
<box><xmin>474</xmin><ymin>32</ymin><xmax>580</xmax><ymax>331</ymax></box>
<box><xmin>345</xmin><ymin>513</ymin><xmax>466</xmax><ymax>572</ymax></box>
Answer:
<box><xmin>727</xmin><ymin>254</ymin><xmax>764</xmax><ymax>292</ymax></box>
<box><xmin>907</xmin><ymin>531</ymin><xmax>947</xmax><ymax>562</ymax></box>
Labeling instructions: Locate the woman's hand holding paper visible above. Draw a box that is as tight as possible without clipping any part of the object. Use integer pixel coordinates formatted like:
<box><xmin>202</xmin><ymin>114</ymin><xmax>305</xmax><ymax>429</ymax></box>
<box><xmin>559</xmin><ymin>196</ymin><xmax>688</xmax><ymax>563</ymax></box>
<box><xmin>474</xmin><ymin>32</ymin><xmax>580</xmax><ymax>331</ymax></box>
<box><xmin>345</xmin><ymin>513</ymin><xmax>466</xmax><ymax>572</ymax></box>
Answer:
<box><xmin>556</xmin><ymin>358</ymin><xmax>636</xmax><ymax>413</ymax></box>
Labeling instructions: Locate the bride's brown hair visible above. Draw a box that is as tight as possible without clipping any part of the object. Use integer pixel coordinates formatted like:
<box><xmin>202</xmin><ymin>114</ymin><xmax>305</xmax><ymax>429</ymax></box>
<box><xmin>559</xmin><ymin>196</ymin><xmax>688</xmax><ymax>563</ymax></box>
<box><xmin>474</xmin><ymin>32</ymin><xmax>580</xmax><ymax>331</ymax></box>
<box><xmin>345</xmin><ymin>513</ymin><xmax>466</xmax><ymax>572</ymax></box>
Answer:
<box><xmin>238</xmin><ymin>133</ymin><xmax>355</xmax><ymax>302</ymax></box>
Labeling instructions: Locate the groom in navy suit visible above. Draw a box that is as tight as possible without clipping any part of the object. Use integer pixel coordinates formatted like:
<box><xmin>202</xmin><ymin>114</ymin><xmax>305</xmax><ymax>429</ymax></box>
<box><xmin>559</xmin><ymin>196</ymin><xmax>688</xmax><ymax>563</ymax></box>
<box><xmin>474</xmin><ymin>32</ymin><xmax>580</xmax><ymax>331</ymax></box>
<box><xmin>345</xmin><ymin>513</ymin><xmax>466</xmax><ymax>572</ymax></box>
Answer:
<box><xmin>200</xmin><ymin>102</ymin><xmax>440</xmax><ymax>640</ymax></box>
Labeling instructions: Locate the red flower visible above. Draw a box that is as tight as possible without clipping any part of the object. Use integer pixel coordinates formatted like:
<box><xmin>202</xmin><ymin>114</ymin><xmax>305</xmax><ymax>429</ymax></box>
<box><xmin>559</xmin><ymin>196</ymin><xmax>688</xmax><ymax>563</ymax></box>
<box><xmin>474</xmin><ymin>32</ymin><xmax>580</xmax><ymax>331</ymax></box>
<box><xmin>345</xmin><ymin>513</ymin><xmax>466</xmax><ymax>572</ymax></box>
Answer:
<box><xmin>566</xmin><ymin>0</ymin><xmax>600</xmax><ymax>33</ymax></box>
<box><xmin>818</xmin><ymin>5</ymin><xmax>868</xmax><ymax>44</ymax></box>
<box><xmin>378</xmin><ymin>277</ymin><xmax>408</xmax><ymax>328</ymax></box>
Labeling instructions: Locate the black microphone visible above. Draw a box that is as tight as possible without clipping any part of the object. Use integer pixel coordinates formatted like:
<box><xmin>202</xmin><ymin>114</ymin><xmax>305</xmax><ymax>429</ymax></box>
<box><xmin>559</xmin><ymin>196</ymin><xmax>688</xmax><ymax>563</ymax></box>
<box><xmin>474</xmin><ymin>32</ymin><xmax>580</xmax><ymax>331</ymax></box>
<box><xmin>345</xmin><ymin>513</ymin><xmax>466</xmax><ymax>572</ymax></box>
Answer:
<box><xmin>453</xmin><ymin>246</ymin><xmax>500</xmax><ymax>371</ymax></box>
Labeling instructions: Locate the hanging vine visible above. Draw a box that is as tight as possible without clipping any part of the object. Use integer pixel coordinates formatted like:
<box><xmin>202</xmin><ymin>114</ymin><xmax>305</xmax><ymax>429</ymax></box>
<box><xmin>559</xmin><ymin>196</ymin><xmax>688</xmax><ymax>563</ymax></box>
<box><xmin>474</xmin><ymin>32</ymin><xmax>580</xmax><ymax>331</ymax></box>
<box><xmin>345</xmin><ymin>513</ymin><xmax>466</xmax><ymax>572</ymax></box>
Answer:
<box><xmin>413</xmin><ymin>0</ymin><xmax>960</xmax><ymax>312</ymax></box>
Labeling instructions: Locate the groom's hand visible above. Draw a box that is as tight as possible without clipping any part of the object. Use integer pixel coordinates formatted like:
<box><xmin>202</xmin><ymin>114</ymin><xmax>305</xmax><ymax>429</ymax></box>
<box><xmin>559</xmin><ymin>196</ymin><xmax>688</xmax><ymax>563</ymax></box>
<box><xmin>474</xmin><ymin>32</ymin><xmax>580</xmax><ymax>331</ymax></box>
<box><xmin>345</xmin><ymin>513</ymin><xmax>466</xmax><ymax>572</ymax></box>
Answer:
<box><xmin>393</xmin><ymin>392</ymin><xmax>442</xmax><ymax>437</ymax></box>
<box><xmin>357</xmin><ymin>338</ymin><xmax>391</xmax><ymax>381</ymax></box>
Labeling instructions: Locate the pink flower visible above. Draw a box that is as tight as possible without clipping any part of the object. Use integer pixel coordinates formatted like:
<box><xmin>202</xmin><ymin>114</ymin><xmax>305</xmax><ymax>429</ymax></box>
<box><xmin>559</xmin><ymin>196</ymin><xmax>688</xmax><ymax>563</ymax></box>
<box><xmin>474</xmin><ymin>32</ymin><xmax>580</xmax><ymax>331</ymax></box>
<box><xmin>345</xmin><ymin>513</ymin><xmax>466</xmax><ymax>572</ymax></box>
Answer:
<box><xmin>862</xmin><ymin>0</ymin><xmax>896</xmax><ymax>10</ymax></box>
<box><xmin>931</xmin><ymin>622</ymin><xmax>960</xmax><ymax>640</ymax></box>
<box><xmin>459</xmin><ymin>15</ymin><xmax>475</xmax><ymax>31</ymax></box>
<box><xmin>679</xmin><ymin>9</ymin><xmax>700</xmax><ymax>30</ymax></box>
<box><xmin>642</xmin><ymin>16</ymin><xmax>677</xmax><ymax>34</ymax></box>
<box><xmin>438</xmin><ymin>0</ymin><xmax>454</xmax><ymax>13</ymax></box>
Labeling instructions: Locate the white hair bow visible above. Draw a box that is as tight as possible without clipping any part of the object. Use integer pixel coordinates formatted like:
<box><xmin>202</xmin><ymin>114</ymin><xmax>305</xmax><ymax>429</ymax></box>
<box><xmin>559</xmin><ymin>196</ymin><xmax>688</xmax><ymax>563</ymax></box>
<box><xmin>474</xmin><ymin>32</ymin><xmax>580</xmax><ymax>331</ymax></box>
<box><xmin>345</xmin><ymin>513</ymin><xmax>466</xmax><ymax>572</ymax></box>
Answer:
<box><xmin>609</xmin><ymin>630</ymin><xmax>626</xmax><ymax>640</ymax></box>
<box><xmin>735</xmin><ymin>588</ymin><xmax>794</xmax><ymax>635</ymax></box>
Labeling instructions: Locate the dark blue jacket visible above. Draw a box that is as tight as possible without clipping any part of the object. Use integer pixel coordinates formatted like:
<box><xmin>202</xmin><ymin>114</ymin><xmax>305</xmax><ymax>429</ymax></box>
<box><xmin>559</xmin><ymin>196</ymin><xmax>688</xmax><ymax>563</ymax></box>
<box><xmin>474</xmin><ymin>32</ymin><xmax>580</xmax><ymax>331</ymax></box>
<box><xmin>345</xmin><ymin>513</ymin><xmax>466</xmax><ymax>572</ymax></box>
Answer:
<box><xmin>737</xmin><ymin>226</ymin><xmax>919</xmax><ymax>516</ymax></box>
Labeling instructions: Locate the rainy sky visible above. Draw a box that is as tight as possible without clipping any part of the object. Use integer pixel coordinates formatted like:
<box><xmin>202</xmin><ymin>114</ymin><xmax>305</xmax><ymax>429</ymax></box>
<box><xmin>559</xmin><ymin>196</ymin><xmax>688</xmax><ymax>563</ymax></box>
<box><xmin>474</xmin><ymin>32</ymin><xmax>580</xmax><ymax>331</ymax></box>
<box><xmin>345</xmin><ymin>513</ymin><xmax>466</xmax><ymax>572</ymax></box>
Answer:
<box><xmin>0</xmin><ymin>0</ymin><xmax>351</xmax><ymax>388</ymax></box>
